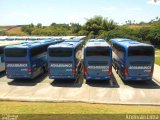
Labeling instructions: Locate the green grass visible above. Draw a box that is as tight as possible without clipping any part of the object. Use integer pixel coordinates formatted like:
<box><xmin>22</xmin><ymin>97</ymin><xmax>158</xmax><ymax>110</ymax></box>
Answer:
<box><xmin>0</xmin><ymin>102</ymin><xmax>160</xmax><ymax>120</ymax></box>
<box><xmin>155</xmin><ymin>48</ymin><xmax>160</xmax><ymax>51</ymax></box>
<box><xmin>155</xmin><ymin>56</ymin><xmax>160</xmax><ymax>65</ymax></box>
<box><xmin>0</xmin><ymin>101</ymin><xmax>160</xmax><ymax>114</ymax></box>
<box><xmin>155</xmin><ymin>48</ymin><xmax>160</xmax><ymax>65</ymax></box>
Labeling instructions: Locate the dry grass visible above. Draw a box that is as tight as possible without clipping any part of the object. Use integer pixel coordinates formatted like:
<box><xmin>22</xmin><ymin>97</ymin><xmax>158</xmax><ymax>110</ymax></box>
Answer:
<box><xmin>6</xmin><ymin>27</ymin><xmax>23</xmax><ymax>34</ymax></box>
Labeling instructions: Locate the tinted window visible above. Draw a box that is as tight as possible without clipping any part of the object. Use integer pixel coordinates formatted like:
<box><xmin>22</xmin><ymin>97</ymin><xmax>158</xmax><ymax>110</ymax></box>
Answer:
<box><xmin>0</xmin><ymin>47</ymin><xmax>4</xmax><ymax>55</ymax></box>
<box><xmin>130</xmin><ymin>61</ymin><xmax>150</xmax><ymax>66</ymax></box>
<box><xmin>30</xmin><ymin>44</ymin><xmax>49</xmax><ymax>57</ymax></box>
<box><xmin>113</xmin><ymin>43</ymin><xmax>125</xmax><ymax>53</ymax></box>
<box><xmin>5</xmin><ymin>48</ymin><xmax>27</xmax><ymax>57</ymax></box>
<box><xmin>86</xmin><ymin>47</ymin><xmax>110</xmax><ymax>56</ymax></box>
<box><xmin>49</xmin><ymin>48</ymin><xmax>72</xmax><ymax>57</ymax></box>
<box><xmin>128</xmin><ymin>46</ymin><xmax>154</xmax><ymax>56</ymax></box>
<box><xmin>112</xmin><ymin>43</ymin><xmax>125</xmax><ymax>59</ymax></box>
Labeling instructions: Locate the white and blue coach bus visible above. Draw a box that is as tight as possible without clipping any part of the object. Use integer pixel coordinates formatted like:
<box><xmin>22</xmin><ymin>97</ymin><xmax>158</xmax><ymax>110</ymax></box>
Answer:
<box><xmin>110</xmin><ymin>38</ymin><xmax>155</xmax><ymax>81</ymax></box>
<box><xmin>48</xmin><ymin>39</ymin><xmax>85</xmax><ymax>80</ymax></box>
<box><xmin>83</xmin><ymin>39</ymin><xmax>112</xmax><ymax>80</ymax></box>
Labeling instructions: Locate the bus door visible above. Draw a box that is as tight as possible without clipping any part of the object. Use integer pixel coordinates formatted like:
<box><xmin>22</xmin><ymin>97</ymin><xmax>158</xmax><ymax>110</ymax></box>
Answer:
<box><xmin>48</xmin><ymin>48</ymin><xmax>74</xmax><ymax>78</ymax></box>
<box><xmin>5</xmin><ymin>48</ymin><xmax>31</xmax><ymax>78</ymax></box>
<box><xmin>84</xmin><ymin>47</ymin><xmax>112</xmax><ymax>78</ymax></box>
<box><xmin>127</xmin><ymin>46</ymin><xmax>154</xmax><ymax>79</ymax></box>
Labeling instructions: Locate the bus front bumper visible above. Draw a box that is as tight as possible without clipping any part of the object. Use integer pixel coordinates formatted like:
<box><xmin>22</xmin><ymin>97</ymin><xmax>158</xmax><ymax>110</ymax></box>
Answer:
<box><xmin>85</xmin><ymin>76</ymin><xmax>111</xmax><ymax>80</ymax></box>
<box><xmin>49</xmin><ymin>75</ymin><xmax>76</xmax><ymax>80</ymax></box>
<box><xmin>7</xmin><ymin>74</ymin><xmax>33</xmax><ymax>79</ymax></box>
<box><xmin>124</xmin><ymin>76</ymin><xmax>152</xmax><ymax>81</ymax></box>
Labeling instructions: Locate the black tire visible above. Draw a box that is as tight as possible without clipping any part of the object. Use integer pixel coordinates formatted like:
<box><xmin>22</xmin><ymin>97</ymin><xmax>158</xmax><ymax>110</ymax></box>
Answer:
<box><xmin>42</xmin><ymin>67</ymin><xmax>46</xmax><ymax>74</ymax></box>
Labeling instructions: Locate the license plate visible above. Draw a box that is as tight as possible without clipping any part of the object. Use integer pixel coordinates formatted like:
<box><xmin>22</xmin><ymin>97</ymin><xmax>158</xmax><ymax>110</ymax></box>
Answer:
<box><xmin>137</xmin><ymin>78</ymin><xmax>142</xmax><ymax>80</ymax></box>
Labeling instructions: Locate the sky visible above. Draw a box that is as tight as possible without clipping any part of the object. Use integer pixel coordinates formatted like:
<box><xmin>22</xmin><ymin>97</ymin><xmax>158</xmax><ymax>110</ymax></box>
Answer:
<box><xmin>0</xmin><ymin>0</ymin><xmax>160</xmax><ymax>25</ymax></box>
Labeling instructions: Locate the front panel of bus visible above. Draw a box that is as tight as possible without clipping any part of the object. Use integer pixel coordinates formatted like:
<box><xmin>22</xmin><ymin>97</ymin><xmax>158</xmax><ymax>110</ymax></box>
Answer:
<box><xmin>84</xmin><ymin>47</ymin><xmax>112</xmax><ymax>80</ymax></box>
<box><xmin>48</xmin><ymin>48</ymin><xmax>75</xmax><ymax>79</ymax></box>
<box><xmin>126</xmin><ymin>46</ymin><xmax>154</xmax><ymax>81</ymax></box>
<box><xmin>5</xmin><ymin>47</ymin><xmax>31</xmax><ymax>79</ymax></box>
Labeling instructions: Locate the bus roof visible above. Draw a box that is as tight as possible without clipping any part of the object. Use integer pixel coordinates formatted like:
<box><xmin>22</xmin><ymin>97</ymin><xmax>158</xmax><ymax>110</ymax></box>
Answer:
<box><xmin>85</xmin><ymin>41</ymin><xmax>111</xmax><ymax>48</ymax></box>
<box><xmin>5</xmin><ymin>39</ymin><xmax>61</xmax><ymax>49</ymax></box>
<box><xmin>64</xmin><ymin>38</ymin><xmax>84</xmax><ymax>42</ymax></box>
<box><xmin>89</xmin><ymin>39</ymin><xmax>105</xmax><ymax>42</ymax></box>
<box><xmin>110</xmin><ymin>38</ymin><xmax>153</xmax><ymax>48</ymax></box>
<box><xmin>62</xmin><ymin>36</ymin><xmax>75</xmax><ymax>40</ymax></box>
<box><xmin>0</xmin><ymin>41</ymin><xmax>23</xmax><ymax>47</ymax></box>
<box><xmin>49</xmin><ymin>40</ymin><xmax>83</xmax><ymax>49</ymax></box>
<box><xmin>73</xmin><ymin>36</ymin><xmax>86</xmax><ymax>40</ymax></box>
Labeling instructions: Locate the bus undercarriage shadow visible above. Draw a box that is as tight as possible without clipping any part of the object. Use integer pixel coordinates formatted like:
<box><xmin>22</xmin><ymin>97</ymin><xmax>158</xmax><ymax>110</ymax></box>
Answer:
<box><xmin>0</xmin><ymin>71</ymin><xmax>6</xmax><ymax>78</ymax></box>
<box><xmin>85</xmin><ymin>74</ymin><xmax>119</xmax><ymax>88</ymax></box>
<box><xmin>121</xmin><ymin>79</ymin><xmax>160</xmax><ymax>89</ymax></box>
<box><xmin>8</xmin><ymin>73</ymin><xmax>48</xmax><ymax>86</ymax></box>
<box><xmin>51</xmin><ymin>73</ymin><xmax>83</xmax><ymax>88</ymax></box>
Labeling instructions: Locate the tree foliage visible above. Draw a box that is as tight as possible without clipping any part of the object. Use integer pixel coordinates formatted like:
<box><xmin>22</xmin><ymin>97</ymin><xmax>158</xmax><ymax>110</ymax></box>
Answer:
<box><xmin>19</xmin><ymin>16</ymin><xmax>160</xmax><ymax>45</ymax></box>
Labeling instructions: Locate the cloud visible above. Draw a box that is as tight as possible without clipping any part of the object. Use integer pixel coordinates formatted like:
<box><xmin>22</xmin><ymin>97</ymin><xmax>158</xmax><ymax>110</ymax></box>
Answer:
<box><xmin>147</xmin><ymin>0</ymin><xmax>160</xmax><ymax>6</ymax></box>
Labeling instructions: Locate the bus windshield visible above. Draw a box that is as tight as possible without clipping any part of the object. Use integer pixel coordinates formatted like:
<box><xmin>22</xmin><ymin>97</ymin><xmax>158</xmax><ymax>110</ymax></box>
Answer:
<box><xmin>86</xmin><ymin>47</ymin><xmax>110</xmax><ymax>56</ymax></box>
<box><xmin>128</xmin><ymin>46</ymin><xmax>154</xmax><ymax>56</ymax></box>
<box><xmin>49</xmin><ymin>48</ymin><xmax>72</xmax><ymax>57</ymax></box>
<box><xmin>5</xmin><ymin>48</ymin><xmax>27</xmax><ymax>57</ymax></box>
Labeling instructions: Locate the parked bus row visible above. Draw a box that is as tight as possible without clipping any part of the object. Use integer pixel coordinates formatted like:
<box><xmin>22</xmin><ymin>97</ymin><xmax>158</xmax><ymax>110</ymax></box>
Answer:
<box><xmin>0</xmin><ymin>36</ymin><xmax>86</xmax><ymax>41</ymax></box>
<box><xmin>5</xmin><ymin>39</ymin><xmax>64</xmax><ymax>79</ymax></box>
<box><xmin>1</xmin><ymin>38</ymin><xmax>155</xmax><ymax>81</ymax></box>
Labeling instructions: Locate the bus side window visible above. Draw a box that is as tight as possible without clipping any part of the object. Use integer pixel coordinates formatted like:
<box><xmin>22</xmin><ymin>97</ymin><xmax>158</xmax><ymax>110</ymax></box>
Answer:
<box><xmin>75</xmin><ymin>47</ymin><xmax>79</xmax><ymax>65</ymax></box>
<box><xmin>113</xmin><ymin>43</ymin><xmax>125</xmax><ymax>60</ymax></box>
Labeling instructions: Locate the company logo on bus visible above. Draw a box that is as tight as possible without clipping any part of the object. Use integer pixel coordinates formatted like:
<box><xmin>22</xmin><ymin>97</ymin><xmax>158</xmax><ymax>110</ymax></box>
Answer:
<box><xmin>88</xmin><ymin>66</ymin><xmax>109</xmax><ymax>69</ymax></box>
<box><xmin>50</xmin><ymin>64</ymin><xmax>72</xmax><ymax>68</ymax></box>
<box><xmin>7</xmin><ymin>64</ymin><xmax>28</xmax><ymax>67</ymax></box>
<box><xmin>129</xmin><ymin>66</ymin><xmax>151</xmax><ymax>70</ymax></box>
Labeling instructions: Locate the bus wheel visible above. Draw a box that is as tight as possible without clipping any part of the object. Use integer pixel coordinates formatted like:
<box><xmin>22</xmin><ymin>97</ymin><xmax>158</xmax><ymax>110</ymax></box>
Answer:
<box><xmin>116</xmin><ymin>67</ymin><xmax>118</xmax><ymax>73</ymax></box>
<box><xmin>109</xmin><ymin>79</ymin><xmax>113</xmax><ymax>86</ymax></box>
<box><xmin>42</xmin><ymin>67</ymin><xmax>46</xmax><ymax>74</ymax></box>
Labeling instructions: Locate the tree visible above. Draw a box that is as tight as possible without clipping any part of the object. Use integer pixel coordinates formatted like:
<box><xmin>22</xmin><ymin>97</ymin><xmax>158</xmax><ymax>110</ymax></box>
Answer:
<box><xmin>29</xmin><ymin>23</ymin><xmax>34</xmax><ymax>28</ymax></box>
<box><xmin>138</xmin><ymin>27</ymin><xmax>150</xmax><ymax>41</ymax></box>
<box><xmin>0</xmin><ymin>31</ymin><xmax>6</xmax><ymax>35</ymax></box>
<box><xmin>50</xmin><ymin>23</ymin><xmax>56</xmax><ymax>26</ymax></box>
<box><xmin>83</xmin><ymin>15</ymin><xmax>117</xmax><ymax>37</ymax></box>
<box><xmin>21</xmin><ymin>24</ymin><xmax>35</xmax><ymax>35</ymax></box>
<box><xmin>147</xmin><ymin>26</ymin><xmax>160</xmax><ymax>45</ymax></box>
<box><xmin>37</xmin><ymin>23</ymin><xmax>42</xmax><ymax>28</ymax></box>
<box><xmin>70</xmin><ymin>23</ymin><xmax>81</xmax><ymax>34</ymax></box>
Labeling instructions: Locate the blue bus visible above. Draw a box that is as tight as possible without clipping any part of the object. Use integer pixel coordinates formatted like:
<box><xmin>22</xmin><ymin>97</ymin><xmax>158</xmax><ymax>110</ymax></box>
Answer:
<box><xmin>0</xmin><ymin>40</ymin><xmax>29</xmax><ymax>72</ymax></box>
<box><xmin>110</xmin><ymin>38</ymin><xmax>155</xmax><ymax>81</ymax></box>
<box><xmin>89</xmin><ymin>39</ymin><xmax>106</xmax><ymax>42</ymax></box>
<box><xmin>64</xmin><ymin>38</ymin><xmax>85</xmax><ymax>43</ymax></box>
<box><xmin>48</xmin><ymin>39</ymin><xmax>85</xmax><ymax>80</ymax></box>
<box><xmin>84</xmin><ymin>39</ymin><xmax>112</xmax><ymax>80</ymax></box>
<box><xmin>4</xmin><ymin>39</ymin><xmax>63</xmax><ymax>79</ymax></box>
